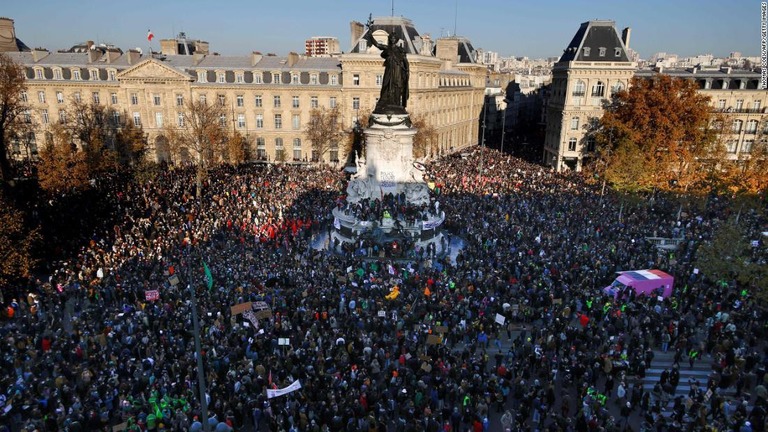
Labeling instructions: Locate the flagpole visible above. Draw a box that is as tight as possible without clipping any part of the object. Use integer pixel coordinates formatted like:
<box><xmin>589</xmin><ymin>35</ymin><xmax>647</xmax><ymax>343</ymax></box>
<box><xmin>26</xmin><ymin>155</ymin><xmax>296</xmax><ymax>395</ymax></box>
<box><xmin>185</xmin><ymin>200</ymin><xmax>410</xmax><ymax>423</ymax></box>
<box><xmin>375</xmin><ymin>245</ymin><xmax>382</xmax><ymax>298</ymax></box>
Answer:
<box><xmin>188</xmin><ymin>248</ymin><xmax>210</xmax><ymax>432</ymax></box>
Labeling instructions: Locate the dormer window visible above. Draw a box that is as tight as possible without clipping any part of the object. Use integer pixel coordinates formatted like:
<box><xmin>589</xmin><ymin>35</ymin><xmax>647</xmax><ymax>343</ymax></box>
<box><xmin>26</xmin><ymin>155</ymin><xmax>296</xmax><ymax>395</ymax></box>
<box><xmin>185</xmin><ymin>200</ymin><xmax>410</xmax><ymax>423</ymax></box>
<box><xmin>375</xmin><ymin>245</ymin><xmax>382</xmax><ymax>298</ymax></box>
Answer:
<box><xmin>614</xmin><ymin>48</ymin><xmax>621</xmax><ymax>57</ymax></box>
<box><xmin>310</xmin><ymin>74</ymin><xmax>318</xmax><ymax>85</ymax></box>
<box><xmin>90</xmin><ymin>69</ymin><xmax>99</xmax><ymax>80</ymax></box>
<box><xmin>72</xmin><ymin>69</ymin><xmax>81</xmax><ymax>80</ymax></box>
<box><xmin>108</xmin><ymin>70</ymin><xmax>116</xmax><ymax>81</ymax></box>
<box><xmin>35</xmin><ymin>68</ymin><xmax>43</xmax><ymax>79</ymax></box>
<box><xmin>598</xmin><ymin>47</ymin><xmax>606</xmax><ymax>57</ymax></box>
<box><xmin>583</xmin><ymin>47</ymin><xmax>590</xmax><ymax>57</ymax></box>
<box><xmin>273</xmin><ymin>73</ymin><xmax>280</xmax><ymax>84</ymax></box>
<box><xmin>235</xmin><ymin>72</ymin><xmax>244</xmax><ymax>83</ymax></box>
<box><xmin>253</xmin><ymin>73</ymin><xmax>262</xmax><ymax>84</ymax></box>
<box><xmin>198</xmin><ymin>70</ymin><xmax>207</xmax><ymax>83</ymax></box>
<box><xmin>217</xmin><ymin>72</ymin><xmax>225</xmax><ymax>83</ymax></box>
<box><xmin>53</xmin><ymin>69</ymin><xmax>62</xmax><ymax>80</ymax></box>
<box><xmin>292</xmin><ymin>74</ymin><xmax>299</xmax><ymax>84</ymax></box>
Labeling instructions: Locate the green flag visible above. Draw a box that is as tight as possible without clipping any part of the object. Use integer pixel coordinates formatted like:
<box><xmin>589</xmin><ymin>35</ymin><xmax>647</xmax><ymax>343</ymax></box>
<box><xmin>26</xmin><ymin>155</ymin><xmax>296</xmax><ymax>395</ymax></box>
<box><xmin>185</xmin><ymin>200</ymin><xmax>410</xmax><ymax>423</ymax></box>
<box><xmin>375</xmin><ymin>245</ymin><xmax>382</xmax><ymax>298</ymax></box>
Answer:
<box><xmin>203</xmin><ymin>260</ymin><xmax>213</xmax><ymax>290</ymax></box>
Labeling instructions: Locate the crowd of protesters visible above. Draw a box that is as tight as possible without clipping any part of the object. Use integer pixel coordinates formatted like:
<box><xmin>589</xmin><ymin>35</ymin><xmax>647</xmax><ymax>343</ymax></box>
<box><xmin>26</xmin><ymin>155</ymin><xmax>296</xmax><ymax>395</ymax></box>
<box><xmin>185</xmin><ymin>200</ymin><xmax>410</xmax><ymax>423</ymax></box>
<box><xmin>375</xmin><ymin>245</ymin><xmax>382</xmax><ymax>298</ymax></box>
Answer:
<box><xmin>0</xmin><ymin>148</ymin><xmax>766</xmax><ymax>432</ymax></box>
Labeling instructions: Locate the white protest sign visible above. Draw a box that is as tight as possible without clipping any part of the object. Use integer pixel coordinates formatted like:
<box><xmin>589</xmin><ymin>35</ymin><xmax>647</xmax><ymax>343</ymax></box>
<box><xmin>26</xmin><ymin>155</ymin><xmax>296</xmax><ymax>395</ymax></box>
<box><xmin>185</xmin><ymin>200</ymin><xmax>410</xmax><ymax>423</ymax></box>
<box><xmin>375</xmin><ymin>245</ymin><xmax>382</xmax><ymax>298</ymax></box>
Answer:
<box><xmin>495</xmin><ymin>313</ymin><xmax>506</xmax><ymax>325</ymax></box>
<box><xmin>267</xmin><ymin>380</ymin><xmax>302</xmax><ymax>399</ymax></box>
<box><xmin>242</xmin><ymin>310</ymin><xmax>259</xmax><ymax>329</ymax></box>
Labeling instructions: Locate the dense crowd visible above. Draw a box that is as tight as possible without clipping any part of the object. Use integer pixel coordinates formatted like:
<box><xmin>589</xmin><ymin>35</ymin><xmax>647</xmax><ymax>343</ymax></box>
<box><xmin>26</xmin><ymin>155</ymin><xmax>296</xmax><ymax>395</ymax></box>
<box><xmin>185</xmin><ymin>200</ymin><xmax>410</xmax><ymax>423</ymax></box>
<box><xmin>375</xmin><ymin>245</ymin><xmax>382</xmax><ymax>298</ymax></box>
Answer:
<box><xmin>0</xmin><ymin>148</ymin><xmax>766</xmax><ymax>432</ymax></box>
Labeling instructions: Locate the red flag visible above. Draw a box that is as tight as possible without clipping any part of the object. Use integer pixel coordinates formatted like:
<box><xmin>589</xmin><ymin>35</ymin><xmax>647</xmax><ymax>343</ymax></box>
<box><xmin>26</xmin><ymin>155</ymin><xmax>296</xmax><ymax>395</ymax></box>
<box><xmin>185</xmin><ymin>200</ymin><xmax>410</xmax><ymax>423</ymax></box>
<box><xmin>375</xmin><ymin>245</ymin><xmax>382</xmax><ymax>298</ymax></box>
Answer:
<box><xmin>268</xmin><ymin>370</ymin><xmax>276</xmax><ymax>389</ymax></box>
<box><xmin>147</xmin><ymin>30</ymin><xmax>154</xmax><ymax>42</ymax></box>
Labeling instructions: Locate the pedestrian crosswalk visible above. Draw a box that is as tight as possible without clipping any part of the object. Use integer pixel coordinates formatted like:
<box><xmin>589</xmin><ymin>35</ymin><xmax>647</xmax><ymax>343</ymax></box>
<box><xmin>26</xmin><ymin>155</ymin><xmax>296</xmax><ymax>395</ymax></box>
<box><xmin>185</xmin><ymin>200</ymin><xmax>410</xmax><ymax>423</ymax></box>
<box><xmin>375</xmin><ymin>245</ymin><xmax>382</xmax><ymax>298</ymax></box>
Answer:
<box><xmin>643</xmin><ymin>350</ymin><xmax>752</xmax><ymax>419</ymax></box>
<box><xmin>643</xmin><ymin>350</ymin><xmax>713</xmax><ymax>400</ymax></box>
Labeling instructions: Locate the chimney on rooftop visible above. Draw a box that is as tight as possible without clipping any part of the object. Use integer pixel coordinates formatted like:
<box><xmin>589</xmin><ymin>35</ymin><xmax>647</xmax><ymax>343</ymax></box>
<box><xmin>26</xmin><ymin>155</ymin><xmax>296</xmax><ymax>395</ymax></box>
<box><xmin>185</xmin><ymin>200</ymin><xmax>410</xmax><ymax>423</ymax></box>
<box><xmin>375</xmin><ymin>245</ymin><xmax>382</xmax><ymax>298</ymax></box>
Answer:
<box><xmin>127</xmin><ymin>49</ymin><xmax>141</xmax><ymax>65</ymax></box>
<box><xmin>350</xmin><ymin>21</ymin><xmax>364</xmax><ymax>51</ymax></box>
<box><xmin>31</xmin><ymin>47</ymin><xmax>49</xmax><ymax>62</ymax></box>
<box><xmin>621</xmin><ymin>27</ymin><xmax>631</xmax><ymax>50</ymax></box>
<box><xmin>251</xmin><ymin>52</ymin><xmax>263</xmax><ymax>66</ymax></box>
<box><xmin>287</xmin><ymin>52</ymin><xmax>299</xmax><ymax>67</ymax></box>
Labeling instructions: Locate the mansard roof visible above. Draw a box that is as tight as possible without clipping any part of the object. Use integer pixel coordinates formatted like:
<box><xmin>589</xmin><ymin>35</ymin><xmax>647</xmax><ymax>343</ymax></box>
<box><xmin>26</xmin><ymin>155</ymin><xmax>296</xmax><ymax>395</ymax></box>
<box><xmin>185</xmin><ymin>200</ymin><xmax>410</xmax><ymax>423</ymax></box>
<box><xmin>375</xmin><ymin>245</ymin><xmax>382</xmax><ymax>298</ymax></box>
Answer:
<box><xmin>350</xmin><ymin>16</ymin><xmax>424</xmax><ymax>55</ymax></box>
<box><xmin>558</xmin><ymin>20</ymin><xmax>630</xmax><ymax>63</ymax></box>
<box><xmin>7</xmin><ymin>51</ymin><xmax>342</xmax><ymax>74</ymax></box>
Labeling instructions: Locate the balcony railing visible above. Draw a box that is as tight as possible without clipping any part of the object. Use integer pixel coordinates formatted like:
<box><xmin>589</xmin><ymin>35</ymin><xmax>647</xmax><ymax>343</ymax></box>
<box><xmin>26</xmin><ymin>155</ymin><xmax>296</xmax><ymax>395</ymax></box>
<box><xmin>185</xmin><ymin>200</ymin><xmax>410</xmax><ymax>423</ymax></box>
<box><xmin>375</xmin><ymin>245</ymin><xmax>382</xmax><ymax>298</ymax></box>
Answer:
<box><xmin>571</xmin><ymin>91</ymin><xmax>585</xmax><ymax>97</ymax></box>
<box><xmin>714</xmin><ymin>107</ymin><xmax>767</xmax><ymax>114</ymax></box>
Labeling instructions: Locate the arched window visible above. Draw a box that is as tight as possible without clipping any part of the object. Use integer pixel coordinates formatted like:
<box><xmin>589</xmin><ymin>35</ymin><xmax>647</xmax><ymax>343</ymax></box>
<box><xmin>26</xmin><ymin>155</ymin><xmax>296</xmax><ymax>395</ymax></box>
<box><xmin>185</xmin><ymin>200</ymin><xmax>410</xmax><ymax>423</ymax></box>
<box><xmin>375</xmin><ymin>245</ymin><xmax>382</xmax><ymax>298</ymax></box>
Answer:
<box><xmin>591</xmin><ymin>81</ymin><xmax>605</xmax><ymax>97</ymax></box>
<box><xmin>732</xmin><ymin>120</ymin><xmax>743</xmax><ymax>133</ymax></box>
<box><xmin>611</xmin><ymin>81</ymin><xmax>625</xmax><ymax>94</ymax></box>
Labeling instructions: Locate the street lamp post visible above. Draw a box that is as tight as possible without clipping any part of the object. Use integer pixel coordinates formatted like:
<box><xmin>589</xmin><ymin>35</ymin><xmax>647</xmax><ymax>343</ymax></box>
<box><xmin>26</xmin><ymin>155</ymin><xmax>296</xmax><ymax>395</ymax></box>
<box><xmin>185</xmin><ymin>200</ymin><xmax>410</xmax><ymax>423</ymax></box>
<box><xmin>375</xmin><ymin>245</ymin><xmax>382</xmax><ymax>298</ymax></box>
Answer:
<box><xmin>500</xmin><ymin>102</ymin><xmax>506</xmax><ymax>154</ymax></box>
<box><xmin>480</xmin><ymin>97</ymin><xmax>488</xmax><ymax>174</ymax></box>
<box><xmin>187</xmin><ymin>253</ymin><xmax>211</xmax><ymax>432</ymax></box>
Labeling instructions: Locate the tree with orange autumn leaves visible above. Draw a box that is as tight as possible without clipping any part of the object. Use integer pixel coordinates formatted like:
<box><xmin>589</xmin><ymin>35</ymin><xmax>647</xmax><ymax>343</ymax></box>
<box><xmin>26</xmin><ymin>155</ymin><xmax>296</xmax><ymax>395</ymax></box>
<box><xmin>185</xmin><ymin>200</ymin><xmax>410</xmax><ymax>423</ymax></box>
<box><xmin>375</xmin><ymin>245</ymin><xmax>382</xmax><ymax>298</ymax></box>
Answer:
<box><xmin>586</xmin><ymin>74</ymin><xmax>725</xmax><ymax>194</ymax></box>
<box><xmin>0</xmin><ymin>190</ymin><xmax>39</xmax><ymax>291</ymax></box>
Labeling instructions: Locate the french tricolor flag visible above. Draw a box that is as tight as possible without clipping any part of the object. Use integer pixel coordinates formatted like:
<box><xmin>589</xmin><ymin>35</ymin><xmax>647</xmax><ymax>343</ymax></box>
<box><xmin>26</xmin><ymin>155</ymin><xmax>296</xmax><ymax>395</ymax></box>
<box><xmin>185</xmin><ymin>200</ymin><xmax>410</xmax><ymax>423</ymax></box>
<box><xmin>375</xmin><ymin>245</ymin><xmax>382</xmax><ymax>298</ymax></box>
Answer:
<box><xmin>147</xmin><ymin>30</ymin><xmax>154</xmax><ymax>42</ymax></box>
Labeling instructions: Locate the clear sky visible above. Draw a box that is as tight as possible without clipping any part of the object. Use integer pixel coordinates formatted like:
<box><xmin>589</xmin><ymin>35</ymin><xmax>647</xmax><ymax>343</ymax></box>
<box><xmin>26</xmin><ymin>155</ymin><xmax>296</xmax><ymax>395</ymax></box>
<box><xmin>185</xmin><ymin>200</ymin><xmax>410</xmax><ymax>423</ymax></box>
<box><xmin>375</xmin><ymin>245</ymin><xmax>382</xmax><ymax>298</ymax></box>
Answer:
<box><xmin>3</xmin><ymin>0</ymin><xmax>761</xmax><ymax>59</ymax></box>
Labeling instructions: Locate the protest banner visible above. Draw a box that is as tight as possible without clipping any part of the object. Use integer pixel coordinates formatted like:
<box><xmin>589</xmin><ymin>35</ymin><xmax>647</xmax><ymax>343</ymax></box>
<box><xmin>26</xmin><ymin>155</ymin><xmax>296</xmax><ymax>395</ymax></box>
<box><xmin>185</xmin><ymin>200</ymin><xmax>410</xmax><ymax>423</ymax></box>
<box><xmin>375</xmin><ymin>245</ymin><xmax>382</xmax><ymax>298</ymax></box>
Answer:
<box><xmin>495</xmin><ymin>313</ymin><xmax>506</xmax><ymax>325</ymax></box>
<box><xmin>242</xmin><ymin>310</ymin><xmax>259</xmax><ymax>329</ymax></box>
<box><xmin>267</xmin><ymin>380</ymin><xmax>302</xmax><ymax>399</ymax></box>
<box><xmin>230</xmin><ymin>302</ymin><xmax>252</xmax><ymax>315</ymax></box>
<box><xmin>255</xmin><ymin>309</ymin><xmax>273</xmax><ymax>320</ymax></box>
<box><xmin>435</xmin><ymin>325</ymin><xmax>449</xmax><ymax>334</ymax></box>
<box><xmin>378</xmin><ymin>310</ymin><xmax>386</xmax><ymax>317</ymax></box>
<box><xmin>252</xmin><ymin>301</ymin><xmax>273</xmax><ymax>319</ymax></box>
<box><xmin>426</xmin><ymin>334</ymin><xmax>442</xmax><ymax>345</ymax></box>
<box><xmin>145</xmin><ymin>290</ymin><xmax>159</xmax><ymax>301</ymax></box>
<box><xmin>168</xmin><ymin>275</ymin><xmax>180</xmax><ymax>286</ymax></box>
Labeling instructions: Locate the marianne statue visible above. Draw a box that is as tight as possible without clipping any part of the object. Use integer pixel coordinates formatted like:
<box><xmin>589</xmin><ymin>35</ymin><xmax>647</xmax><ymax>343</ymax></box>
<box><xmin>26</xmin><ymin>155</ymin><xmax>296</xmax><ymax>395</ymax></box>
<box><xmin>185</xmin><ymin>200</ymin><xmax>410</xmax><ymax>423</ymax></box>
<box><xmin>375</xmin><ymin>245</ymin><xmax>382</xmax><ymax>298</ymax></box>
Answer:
<box><xmin>365</xmin><ymin>16</ymin><xmax>409</xmax><ymax>114</ymax></box>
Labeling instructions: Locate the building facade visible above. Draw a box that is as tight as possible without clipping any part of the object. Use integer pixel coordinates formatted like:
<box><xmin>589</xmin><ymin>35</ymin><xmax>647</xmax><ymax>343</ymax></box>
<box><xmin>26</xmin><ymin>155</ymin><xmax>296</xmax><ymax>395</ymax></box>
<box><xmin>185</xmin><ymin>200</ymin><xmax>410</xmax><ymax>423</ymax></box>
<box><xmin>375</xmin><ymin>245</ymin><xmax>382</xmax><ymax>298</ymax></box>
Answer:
<box><xmin>543</xmin><ymin>20</ymin><xmax>636</xmax><ymax>171</ymax></box>
<box><xmin>543</xmin><ymin>20</ymin><xmax>768</xmax><ymax>171</ymax></box>
<box><xmin>5</xmin><ymin>16</ymin><xmax>486</xmax><ymax>165</ymax></box>
<box><xmin>304</xmin><ymin>37</ymin><xmax>340</xmax><ymax>57</ymax></box>
<box><xmin>636</xmin><ymin>67</ymin><xmax>767</xmax><ymax>160</ymax></box>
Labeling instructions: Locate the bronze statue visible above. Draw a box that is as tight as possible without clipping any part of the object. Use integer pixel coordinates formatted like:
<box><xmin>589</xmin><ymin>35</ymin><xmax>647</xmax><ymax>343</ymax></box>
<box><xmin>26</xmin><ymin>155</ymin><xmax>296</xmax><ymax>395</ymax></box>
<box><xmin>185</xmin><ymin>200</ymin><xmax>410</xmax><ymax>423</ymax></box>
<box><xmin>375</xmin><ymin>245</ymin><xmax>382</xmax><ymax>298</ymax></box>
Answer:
<box><xmin>365</xmin><ymin>16</ymin><xmax>409</xmax><ymax>114</ymax></box>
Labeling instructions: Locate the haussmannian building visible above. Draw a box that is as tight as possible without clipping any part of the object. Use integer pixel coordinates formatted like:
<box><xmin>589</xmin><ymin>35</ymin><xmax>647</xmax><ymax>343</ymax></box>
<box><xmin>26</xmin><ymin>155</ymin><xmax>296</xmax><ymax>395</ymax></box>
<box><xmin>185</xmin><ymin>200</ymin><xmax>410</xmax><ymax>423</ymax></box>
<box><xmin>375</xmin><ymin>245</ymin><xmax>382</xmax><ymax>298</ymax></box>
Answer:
<box><xmin>544</xmin><ymin>20</ymin><xmax>636</xmax><ymax>171</ymax></box>
<box><xmin>4</xmin><ymin>16</ymin><xmax>486</xmax><ymax>165</ymax></box>
<box><xmin>544</xmin><ymin>20</ymin><xmax>768</xmax><ymax>171</ymax></box>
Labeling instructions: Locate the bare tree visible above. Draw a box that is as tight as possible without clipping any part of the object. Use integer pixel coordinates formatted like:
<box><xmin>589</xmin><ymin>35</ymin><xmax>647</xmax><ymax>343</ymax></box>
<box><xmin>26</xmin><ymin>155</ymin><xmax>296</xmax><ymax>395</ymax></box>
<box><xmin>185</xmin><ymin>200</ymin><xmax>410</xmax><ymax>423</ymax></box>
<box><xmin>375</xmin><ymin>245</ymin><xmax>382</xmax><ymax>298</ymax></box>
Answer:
<box><xmin>305</xmin><ymin>106</ymin><xmax>346</xmax><ymax>163</ymax></box>
<box><xmin>411</xmin><ymin>114</ymin><xmax>438</xmax><ymax>160</ymax></box>
<box><xmin>165</xmin><ymin>97</ymin><xmax>228</xmax><ymax>196</ymax></box>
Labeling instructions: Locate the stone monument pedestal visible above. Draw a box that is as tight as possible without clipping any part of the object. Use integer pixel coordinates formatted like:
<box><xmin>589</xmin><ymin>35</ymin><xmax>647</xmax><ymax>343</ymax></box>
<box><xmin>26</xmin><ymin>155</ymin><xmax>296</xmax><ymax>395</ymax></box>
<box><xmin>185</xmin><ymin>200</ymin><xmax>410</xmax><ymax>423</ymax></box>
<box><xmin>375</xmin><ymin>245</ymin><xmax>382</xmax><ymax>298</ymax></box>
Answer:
<box><xmin>330</xmin><ymin>113</ymin><xmax>445</xmax><ymax>258</ymax></box>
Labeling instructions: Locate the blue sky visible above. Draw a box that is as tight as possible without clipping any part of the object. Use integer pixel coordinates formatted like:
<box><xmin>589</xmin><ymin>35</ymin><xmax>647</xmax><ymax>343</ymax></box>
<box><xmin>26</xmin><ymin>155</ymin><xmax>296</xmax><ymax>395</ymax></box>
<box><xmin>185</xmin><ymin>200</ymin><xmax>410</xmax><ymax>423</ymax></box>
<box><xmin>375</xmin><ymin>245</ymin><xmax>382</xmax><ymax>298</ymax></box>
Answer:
<box><xmin>3</xmin><ymin>0</ymin><xmax>760</xmax><ymax>59</ymax></box>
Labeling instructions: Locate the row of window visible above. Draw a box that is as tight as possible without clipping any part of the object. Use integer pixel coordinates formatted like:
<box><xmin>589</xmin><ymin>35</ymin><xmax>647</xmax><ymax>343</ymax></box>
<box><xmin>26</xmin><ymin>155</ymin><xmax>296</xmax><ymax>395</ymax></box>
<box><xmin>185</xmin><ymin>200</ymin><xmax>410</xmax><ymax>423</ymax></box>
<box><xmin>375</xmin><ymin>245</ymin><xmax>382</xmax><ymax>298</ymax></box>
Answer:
<box><xmin>565</xmin><ymin>136</ymin><xmax>761</xmax><ymax>154</ymax></box>
<box><xmin>716</xmin><ymin>99</ymin><xmax>763</xmax><ymax>112</ymax></box>
<box><xmin>33</xmin><ymin>67</ymin><xmax>117</xmax><ymax>81</ymax></box>
<box><xmin>571</xmin><ymin>80</ymin><xmax>623</xmax><ymax>98</ymax></box>
<box><xmin>24</xmin><ymin>90</ymin><xmax>119</xmax><ymax>105</ymax></box>
<box><xmin>24</xmin><ymin>90</ymin><xmax>348</xmax><ymax>111</ymax></box>
<box><xmin>582</xmin><ymin>46</ymin><xmax>623</xmax><ymax>58</ymax></box>
<box><xmin>197</xmin><ymin>70</ymin><xmax>342</xmax><ymax>86</ymax></box>
<box><xmin>567</xmin><ymin>137</ymin><xmax>595</xmax><ymax>152</ymax></box>
<box><xmin>729</xmin><ymin>119</ymin><xmax>766</xmax><ymax>134</ymax></box>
